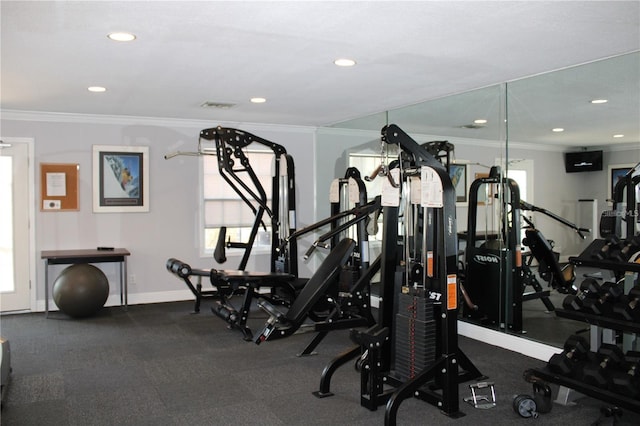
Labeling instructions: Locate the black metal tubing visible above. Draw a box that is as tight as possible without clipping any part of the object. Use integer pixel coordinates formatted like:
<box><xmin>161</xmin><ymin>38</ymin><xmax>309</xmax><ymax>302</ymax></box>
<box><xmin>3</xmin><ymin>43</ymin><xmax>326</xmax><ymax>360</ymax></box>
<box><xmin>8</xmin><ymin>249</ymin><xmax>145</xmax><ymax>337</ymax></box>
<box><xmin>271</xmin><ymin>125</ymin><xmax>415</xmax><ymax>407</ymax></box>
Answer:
<box><xmin>465</xmin><ymin>171</ymin><xmax>525</xmax><ymax>332</ymax></box>
<box><xmin>612</xmin><ymin>166</ymin><xmax>640</xmax><ymax>239</ymax></box>
<box><xmin>199</xmin><ymin>126</ymin><xmax>297</xmax><ymax>274</ymax></box>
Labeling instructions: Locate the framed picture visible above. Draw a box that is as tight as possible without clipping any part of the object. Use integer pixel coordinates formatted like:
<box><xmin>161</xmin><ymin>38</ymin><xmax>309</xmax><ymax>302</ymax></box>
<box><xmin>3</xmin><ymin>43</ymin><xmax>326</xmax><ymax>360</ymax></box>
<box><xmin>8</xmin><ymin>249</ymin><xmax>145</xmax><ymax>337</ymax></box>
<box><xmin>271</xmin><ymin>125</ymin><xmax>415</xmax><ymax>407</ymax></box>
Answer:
<box><xmin>608</xmin><ymin>163</ymin><xmax>634</xmax><ymax>204</ymax></box>
<box><xmin>93</xmin><ymin>145</ymin><xmax>149</xmax><ymax>212</ymax></box>
<box><xmin>40</xmin><ymin>163</ymin><xmax>80</xmax><ymax>211</ymax></box>
<box><xmin>449</xmin><ymin>163</ymin><xmax>468</xmax><ymax>204</ymax></box>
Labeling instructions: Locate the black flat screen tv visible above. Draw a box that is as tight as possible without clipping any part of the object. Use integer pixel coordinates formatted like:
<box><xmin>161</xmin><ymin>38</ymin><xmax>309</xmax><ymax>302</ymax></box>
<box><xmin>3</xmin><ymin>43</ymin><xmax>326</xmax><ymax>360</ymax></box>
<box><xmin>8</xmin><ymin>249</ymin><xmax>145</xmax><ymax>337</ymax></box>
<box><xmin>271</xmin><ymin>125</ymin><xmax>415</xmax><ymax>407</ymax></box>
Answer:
<box><xmin>564</xmin><ymin>150</ymin><xmax>603</xmax><ymax>173</ymax></box>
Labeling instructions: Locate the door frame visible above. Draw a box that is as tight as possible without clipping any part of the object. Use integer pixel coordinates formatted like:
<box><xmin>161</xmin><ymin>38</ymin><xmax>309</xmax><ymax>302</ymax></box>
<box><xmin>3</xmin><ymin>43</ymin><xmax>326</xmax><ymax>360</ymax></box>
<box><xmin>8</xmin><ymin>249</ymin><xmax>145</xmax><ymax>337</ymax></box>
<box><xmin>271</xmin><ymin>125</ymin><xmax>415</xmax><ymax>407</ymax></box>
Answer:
<box><xmin>1</xmin><ymin>137</ymin><xmax>36</xmax><ymax>312</ymax></box>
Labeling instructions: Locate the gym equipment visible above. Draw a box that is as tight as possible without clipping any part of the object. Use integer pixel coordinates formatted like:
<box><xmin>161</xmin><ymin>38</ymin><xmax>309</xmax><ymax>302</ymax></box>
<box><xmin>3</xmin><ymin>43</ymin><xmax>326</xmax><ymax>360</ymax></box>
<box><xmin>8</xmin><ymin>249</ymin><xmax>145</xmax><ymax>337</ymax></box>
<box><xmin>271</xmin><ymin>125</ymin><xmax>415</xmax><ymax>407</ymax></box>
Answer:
<box><xmin>613</xmin><ymin>285</ymin><xmax>640</xmax><ymax>321</ymax></box>
<box><xmin>512</xmin><ymin>394</ymin><xmax>538</xmax><ymax>418</ymax></box>
<box><xmin>165</xmin><ymin>127</ymin><xmax>302</xmax><ymax>337</ymax></box>
<box><xmin>166</xmin><ymin>258</ymin><xmax>297</xmax><ymax>340</ymax></box>
<box><xmin>522</xmin><ymin>227</ymin><xmax>579</xmax><ymax>295</ymax></box>
<box><xmin>592</xmin><ymin>235</ymin><xmax>622</xmax><ymax>260</ymax></box>
<box><xmin>254</xmin><ymin>238</ymin><xmax>359</xmax><ymax>343</ymax></box>
<box><xmin>524</xmin><ymin>211</ymin><xmax>640</xmax><ymax>413</ymax></box>
<box><xmin>611</xmin><ymin>235</ymin><xmax>640</xmax><ymax>262</ymax></box>
<box><xmin>605</xmin><ymin>162</ymin><xmax>640</xmax><ymax>240</ymax></box>
<box><xmin>0</xmin><ymin>337</ymin><xmax>10</xmax><ymax>408</ymax></box>
<box><xmin>582</xmin><ymin>344</ymin><xmax>625</xmax><ymax>388</ymax></box>
<box><xmin>513</xmin><ymin>374</ymin><xmax>553</xmax><ymax>418</ymax></box>
<box><xmin>461</xmin><ymin>172</ymin><xmax>586</xmax><ymax>331</ymax></box>
<box><xmin>562</xmin><ymin>278</ymin><xmax>601</xmax><ymax>311</ymax></box>
<box><xmin>52</xmin><ymin>264</ymin><xmax>109</xmax><ymax>318</ymax></box>
<box><xmin>610</xmin><ymin>351</ymin><xmax>640</xmax><ymax>398</ymax></box>
<box><xmin>464</xmin><ymin>382</ymin><xmax>496</xmax><ymax>409</ymax></box>
<box><xmin>252</xmin><ymin>169</ymin><xmax>380</xmax><ymax>353</ymax></box>
<box><xmin>313</xmin><ymin>124</ymin><xmax>484</xmax><ymax>424</ymax></box>
<box><xmin>547</xmin><ymin>334</ymin><xmax>589</xmax><ymax>376</ymax></box>
<box><xmin>462</xmin><ymin>166</ymin><xmax>526</xmax><ymax>331</ymax></box>
<box><xmin>582</xmin><ymin>281</ymin><xmax>624</xmax><ymax>315</ymax></box>
<box><xmin>592</xmin><ymin>406</ymin><xmax>624</xmax><ymax>425</ymax></box>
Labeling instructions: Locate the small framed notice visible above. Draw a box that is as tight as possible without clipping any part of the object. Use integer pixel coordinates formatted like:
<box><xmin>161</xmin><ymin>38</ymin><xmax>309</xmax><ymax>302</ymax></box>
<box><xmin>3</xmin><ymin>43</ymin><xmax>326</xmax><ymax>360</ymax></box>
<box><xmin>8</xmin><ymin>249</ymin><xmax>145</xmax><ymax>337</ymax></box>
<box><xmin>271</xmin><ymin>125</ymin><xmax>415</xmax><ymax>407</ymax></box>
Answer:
<box><xmin>40</xmin><ymin>163</ymin><xmax>80</xmax><ymax>211</ymax></box>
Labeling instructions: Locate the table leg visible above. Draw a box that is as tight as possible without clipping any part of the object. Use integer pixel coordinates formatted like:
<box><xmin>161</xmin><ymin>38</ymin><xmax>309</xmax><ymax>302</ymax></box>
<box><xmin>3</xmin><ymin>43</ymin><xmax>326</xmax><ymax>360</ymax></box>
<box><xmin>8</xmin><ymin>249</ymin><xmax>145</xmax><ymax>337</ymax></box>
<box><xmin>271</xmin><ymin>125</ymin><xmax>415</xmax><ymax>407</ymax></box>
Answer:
<box><xmin>122</xmin><ymin>257</ymin><xmax>128</xmax><ymax>310</ymax></box>
<box><xmin>44</xmin><ymin>259</ymin><xmax>49</xmax><ymax>318</ymax></box>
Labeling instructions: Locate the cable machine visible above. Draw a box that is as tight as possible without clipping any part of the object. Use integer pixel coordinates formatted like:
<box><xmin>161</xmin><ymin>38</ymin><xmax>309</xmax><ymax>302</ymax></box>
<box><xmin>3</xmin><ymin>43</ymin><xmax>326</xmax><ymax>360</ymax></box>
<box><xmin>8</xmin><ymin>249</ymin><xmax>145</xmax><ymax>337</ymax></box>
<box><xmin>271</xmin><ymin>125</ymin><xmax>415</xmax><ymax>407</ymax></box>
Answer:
<box><xmin>313</xmin><ymin>124</ymin><xmax>483</xmax><ymax>425</ymax></box>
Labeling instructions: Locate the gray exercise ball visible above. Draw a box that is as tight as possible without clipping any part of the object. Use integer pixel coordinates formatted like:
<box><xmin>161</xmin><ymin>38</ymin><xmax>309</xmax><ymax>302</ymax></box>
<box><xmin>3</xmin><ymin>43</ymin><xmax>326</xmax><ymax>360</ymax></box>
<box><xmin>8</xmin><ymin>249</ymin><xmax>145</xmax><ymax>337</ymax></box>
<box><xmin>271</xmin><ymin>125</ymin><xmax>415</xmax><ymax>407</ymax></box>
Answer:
<box><xmin>53</xmin><ymin>264</ymin><xmax>109</xmax><ymax>318</ymax></box>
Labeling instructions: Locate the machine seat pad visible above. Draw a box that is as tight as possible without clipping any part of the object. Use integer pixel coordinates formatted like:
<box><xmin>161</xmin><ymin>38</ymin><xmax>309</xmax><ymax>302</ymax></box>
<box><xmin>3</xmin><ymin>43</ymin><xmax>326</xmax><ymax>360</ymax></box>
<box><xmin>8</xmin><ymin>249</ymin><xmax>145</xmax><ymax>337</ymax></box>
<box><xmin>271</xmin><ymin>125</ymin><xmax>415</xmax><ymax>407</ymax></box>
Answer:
<box><xmin>215</xmin><ymin>270</ymin><xmax>295</xmax><ymax>284</ymax></box>
<box><xmin>284</xmin><ymin>238</ymin><xmax>356</xmax><ymax>325</ymax></box>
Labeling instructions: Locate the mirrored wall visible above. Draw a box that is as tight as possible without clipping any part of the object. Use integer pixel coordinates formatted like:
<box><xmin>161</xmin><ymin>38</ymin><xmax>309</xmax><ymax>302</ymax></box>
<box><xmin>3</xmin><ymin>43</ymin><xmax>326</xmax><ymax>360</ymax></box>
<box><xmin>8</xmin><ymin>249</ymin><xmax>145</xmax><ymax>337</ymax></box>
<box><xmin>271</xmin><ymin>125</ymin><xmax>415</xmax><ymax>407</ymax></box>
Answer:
<box><xmin>317</xmin><ymin>51</ymin><xmax>640</xmax><ymax>348</ymax></box>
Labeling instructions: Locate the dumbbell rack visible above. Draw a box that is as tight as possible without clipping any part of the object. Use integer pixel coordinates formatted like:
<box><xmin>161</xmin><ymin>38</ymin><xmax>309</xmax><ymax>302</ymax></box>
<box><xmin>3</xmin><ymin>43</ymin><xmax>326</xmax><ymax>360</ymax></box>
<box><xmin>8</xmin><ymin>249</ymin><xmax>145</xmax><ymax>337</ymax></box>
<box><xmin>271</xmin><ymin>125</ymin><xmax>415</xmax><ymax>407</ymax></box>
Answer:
<box><xmin>525</xmin><ymin>238</ymin><xmax>640</xmax><ymax>413</ymax></box>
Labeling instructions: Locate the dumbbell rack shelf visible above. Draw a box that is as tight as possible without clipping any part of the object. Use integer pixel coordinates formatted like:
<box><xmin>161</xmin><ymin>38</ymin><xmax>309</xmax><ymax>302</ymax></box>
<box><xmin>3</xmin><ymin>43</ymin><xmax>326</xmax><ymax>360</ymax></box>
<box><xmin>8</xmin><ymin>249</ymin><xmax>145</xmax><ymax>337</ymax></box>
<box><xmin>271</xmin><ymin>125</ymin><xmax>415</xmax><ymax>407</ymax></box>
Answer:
<box><xmin>530</xmin><ymin>241</ymin><xmax>640</xmax><ymax>412</ymax></box>
<box><xmin>524</xmin><ymin>367</ymin><xmax>640</xmax><ymax>413</ymax></box>
<box><xmin>554</xmin><ymin>309</ymin><xmax>640</xmax><ymax>335</ymax></box>
<box><xmin>568</xmin><ymin>239</ymin><xmax>640</xmax><ymax>275</ymax></box>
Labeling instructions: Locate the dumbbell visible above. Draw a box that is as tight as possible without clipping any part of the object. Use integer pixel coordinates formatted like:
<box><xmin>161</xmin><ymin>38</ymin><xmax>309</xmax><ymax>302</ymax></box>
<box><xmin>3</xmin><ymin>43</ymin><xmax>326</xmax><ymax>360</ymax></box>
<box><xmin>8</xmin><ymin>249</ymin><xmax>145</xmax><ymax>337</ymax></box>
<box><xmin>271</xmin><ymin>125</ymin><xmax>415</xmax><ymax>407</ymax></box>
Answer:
<box><xmin>610</xmin><ymin>351</ymin><xmax>640</xmax><ymax>398</ymax></box>
<box><xmin>547</xmin><ymin>334</ymin><xmax>589</xmax><ymax>377</ymax></box>
<box><xmin>582</xmin><ymin>344</ymin><xmax>625</xmax><ymax>387</ymax></box>
<box><xmin>610</xmin><ymin>235</ymin><xmax>640</xmax><ymax>262</ymax></box>
<box><xmin>581</xmin><ymin>281</ymin><xmax>624</xmax><ymax>315</ymax></box>
<box><xmin>591</xmin><ymin>235</ymin><xmax>622</xmax><ymax>260</ymax></box>
<box><xmin>562</xmin><ymin>278</ymin><xmax>601</xmax><ymax>311</ymax></box>
<box><xmin>612</xmin><ymin>286</ymin><xmax>640</xmax><ymax>321</ymax></box>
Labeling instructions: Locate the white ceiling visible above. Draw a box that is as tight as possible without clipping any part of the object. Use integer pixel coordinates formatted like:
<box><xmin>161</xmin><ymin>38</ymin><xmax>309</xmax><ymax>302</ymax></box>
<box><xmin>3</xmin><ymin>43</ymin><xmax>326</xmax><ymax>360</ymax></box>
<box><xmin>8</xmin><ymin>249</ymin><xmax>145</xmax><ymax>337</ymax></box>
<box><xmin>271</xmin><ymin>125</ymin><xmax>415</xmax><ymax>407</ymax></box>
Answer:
<box><xmin>1</xmin><ymin>1</ymin><xmax>639</xmax><ymax>146</ymax></box>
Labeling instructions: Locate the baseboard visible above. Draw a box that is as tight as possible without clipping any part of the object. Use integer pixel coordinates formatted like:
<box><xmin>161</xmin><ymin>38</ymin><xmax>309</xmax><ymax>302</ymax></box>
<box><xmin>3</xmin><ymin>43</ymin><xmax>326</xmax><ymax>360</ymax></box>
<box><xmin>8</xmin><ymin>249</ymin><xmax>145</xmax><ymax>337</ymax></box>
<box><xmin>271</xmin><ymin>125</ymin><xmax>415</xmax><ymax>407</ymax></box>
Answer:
<box><xmin>458</xmin><ymin>321</ymin><xmax>559</xmax><ymax>361</ymax></box>
<box><xmin>35</xmin><ymin>289</ymin><xmax>195</xmax><ymax>313</ymax></box>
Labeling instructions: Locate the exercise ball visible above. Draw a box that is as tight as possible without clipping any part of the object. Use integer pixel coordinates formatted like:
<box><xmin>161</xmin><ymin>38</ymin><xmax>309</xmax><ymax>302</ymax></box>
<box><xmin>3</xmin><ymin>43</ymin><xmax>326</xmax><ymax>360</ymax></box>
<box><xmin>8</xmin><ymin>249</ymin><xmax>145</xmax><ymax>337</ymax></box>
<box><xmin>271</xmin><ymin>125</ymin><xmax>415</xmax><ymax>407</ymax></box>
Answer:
<box><xmin>53</xmin><ymin>264</ymin><xmax>109</xmax><ymax>318</ymax></box>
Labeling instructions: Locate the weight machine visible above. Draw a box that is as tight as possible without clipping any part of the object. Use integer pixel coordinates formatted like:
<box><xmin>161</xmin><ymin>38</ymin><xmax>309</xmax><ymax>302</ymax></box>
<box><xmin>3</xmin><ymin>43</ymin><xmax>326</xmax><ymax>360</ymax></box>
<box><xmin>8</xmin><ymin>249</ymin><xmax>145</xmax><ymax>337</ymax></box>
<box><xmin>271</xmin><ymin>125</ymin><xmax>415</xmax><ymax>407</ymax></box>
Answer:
<box><xmin>313</xmin><ymin>124</ymin><xmax>483</xmax><ymax>425</ymax></box>
<box><xmin>253</xmin><ymin>167</ymin><xmax>380</xmax><ymax>356</ymax></box>
<box><xmin>462</xmin><ymin>167</ymin><xmax>588</xmax><ymax>332</ymax></box>
<box><xmin>165</xmin><ymin>127</ymin><xmax>301</xmax><ymax>339</ymax></box>
<box><xmin>603</xmin><ymin>161</ymin><xmax>640</xmax><ymax>239</ymax></box>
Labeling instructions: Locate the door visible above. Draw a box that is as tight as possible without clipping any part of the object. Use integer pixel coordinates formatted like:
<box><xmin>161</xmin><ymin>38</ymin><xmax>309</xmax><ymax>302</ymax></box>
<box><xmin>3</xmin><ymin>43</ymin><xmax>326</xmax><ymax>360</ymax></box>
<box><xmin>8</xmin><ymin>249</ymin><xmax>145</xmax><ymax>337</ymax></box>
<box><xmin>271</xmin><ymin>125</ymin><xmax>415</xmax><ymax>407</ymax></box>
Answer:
<box><xmin>0</xmin><ymin>139</ymin><xmax>32</xmax><ymax>312</ymax></box>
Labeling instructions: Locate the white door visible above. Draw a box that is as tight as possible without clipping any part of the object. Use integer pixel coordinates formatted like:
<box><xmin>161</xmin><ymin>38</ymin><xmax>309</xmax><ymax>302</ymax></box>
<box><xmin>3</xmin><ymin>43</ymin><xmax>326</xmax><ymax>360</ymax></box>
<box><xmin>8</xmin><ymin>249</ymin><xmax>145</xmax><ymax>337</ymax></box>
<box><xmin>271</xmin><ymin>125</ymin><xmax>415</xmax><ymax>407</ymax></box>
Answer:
<box><xmin>0</xmin><ymin>139</ymin><xmax>32</xmax><ymax>312</ymax></box>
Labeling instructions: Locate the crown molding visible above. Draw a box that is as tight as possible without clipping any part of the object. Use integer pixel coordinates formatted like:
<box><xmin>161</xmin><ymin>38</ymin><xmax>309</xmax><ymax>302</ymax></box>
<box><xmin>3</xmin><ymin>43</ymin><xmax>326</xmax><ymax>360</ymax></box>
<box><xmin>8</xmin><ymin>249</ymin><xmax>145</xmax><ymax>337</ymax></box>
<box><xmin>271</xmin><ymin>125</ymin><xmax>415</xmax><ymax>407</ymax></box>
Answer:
<box><xmin>0</xmin><ymin>109</ymin><xmax>316</xmax><ymax>135</ymax></box>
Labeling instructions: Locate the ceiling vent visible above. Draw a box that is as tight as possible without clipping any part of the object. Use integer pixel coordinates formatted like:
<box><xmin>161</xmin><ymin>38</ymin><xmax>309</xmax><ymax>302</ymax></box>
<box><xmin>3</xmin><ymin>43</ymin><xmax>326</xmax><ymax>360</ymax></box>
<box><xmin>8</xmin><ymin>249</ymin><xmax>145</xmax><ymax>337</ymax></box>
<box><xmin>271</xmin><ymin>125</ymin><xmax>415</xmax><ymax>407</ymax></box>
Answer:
<box><xmin>460</xmin><ymin>123</ymin><xmax>486</xmax><ymax>129</ymax></box>
<box><xmin>200</xmin><ymin>101</ymin><xmax>237</xmax><ymax>109</ymax></box>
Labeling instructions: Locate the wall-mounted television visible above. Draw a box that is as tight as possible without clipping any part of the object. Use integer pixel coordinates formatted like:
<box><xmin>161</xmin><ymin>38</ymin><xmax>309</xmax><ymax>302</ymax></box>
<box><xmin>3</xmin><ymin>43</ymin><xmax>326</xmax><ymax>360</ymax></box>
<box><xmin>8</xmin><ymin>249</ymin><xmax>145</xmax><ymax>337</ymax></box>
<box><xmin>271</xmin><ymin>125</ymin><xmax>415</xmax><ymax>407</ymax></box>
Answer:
<box><xmin>564</xmin><ymin>150</ymin><xmax>603</xmax><ymax>173</ymax></box>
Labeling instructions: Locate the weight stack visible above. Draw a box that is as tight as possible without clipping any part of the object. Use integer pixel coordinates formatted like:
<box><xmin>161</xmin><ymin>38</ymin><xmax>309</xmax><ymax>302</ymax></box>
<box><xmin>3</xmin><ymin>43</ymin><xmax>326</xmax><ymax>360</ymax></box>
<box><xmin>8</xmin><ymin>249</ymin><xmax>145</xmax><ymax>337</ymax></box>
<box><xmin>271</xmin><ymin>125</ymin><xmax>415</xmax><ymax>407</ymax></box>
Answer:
<box><xmin>394</xmin><ymin>288</ymin><xmax>436</xmax><ymax>382</ymax></box>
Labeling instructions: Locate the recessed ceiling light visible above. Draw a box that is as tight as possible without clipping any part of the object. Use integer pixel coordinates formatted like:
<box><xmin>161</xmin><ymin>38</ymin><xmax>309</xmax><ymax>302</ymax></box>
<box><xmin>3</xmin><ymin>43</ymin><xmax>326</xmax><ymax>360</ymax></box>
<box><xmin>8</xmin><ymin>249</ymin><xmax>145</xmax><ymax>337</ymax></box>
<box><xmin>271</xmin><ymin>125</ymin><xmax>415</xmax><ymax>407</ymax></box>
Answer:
<box><xmin>473</xmin><ymin>119</ymin><xmax>488</xmax><ymax>124</ymax></box>
<box><xmin>87</xmin><ymin>86</ymin><xmax>107</xmax><ymax>92</ymax></box>
<box><xmin>334</xmin><ymin>58</ymin><xmax>356</xmax><ymax>67</ymax></box>
<box><xmin>613</xmin><ymin>134</ymin><xmax>625</xmax><ymax>138</ymax></box>
<box><xmin>590</xmin><ymin>99</ymin><xmax>608</xmax><ymax>104</ymax></box>
<box><xmin>108</xmin><ymin>32</ymin><xmax>136</xmax><ymax>42</ymax></box>
<box><xmin>552</xmin><ymin>128</ymin><xmax>564</xmax><ymax>132</ymax></box>
<box><xmin>250</xmin><ymin>97</ymin><xmax>266</xmax><ymax>104</ymax></box>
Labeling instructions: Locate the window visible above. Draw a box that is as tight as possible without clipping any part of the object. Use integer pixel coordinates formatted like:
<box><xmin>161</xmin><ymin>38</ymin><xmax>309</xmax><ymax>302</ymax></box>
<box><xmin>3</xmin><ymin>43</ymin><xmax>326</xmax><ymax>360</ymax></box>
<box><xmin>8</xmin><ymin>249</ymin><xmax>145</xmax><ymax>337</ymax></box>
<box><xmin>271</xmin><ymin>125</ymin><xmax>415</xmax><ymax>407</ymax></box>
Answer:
<box><xmin>202</xmin><ymin>150</ymin><xmax>274</xmax><ymax>254</ymax></box>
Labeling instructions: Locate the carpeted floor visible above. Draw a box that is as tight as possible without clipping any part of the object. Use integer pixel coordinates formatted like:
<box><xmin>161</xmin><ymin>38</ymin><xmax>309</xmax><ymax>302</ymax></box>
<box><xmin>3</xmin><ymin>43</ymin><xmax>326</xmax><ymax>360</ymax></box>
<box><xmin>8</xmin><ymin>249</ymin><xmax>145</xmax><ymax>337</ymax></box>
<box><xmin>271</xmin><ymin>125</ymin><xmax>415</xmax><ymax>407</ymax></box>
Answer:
<box><xmin>0</xmin><ymin>300</ymin><xmax>633</xmax><ymax>425</ymax></box>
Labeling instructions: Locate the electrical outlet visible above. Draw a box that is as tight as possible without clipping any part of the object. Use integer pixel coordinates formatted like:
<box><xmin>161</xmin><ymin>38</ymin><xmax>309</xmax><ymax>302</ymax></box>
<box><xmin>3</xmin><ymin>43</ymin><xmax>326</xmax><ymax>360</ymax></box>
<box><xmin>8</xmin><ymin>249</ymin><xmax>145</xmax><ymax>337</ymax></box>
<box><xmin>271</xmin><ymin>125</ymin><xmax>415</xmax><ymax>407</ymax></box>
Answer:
<box><xmin>129</xmin><ymin>274</ymin><xmax>136</xmax><ymax>286</ymax></box>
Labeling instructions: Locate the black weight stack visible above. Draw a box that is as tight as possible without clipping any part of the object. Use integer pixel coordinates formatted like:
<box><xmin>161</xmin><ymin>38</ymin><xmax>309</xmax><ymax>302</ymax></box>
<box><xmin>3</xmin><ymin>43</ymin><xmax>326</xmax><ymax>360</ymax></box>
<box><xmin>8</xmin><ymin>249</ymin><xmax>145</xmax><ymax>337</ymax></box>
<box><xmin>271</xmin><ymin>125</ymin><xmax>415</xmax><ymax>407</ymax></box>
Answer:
<box><xmin>394</xmin><ymin>287</ymin><xmax>437</xmax><ymax>382</ymax></box>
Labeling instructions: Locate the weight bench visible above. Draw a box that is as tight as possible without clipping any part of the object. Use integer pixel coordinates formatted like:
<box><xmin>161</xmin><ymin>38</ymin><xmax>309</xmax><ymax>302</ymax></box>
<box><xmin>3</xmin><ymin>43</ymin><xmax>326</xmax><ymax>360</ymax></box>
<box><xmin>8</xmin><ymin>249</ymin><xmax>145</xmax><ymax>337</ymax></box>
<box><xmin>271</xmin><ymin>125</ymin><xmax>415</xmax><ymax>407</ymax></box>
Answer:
<box><xmin>254</xmin><ymin>238</ymin><xmax>368</xmax><ymax>348</ymax></box>
<box><xmin>166</xmin><ymin>258</ymin><xmax>300</xmax><ymax>340</ymax></box>
<box><xmin>523</xmin><ymin>229</ymin><xmax>576</xmax><ymax>296</ymax></box>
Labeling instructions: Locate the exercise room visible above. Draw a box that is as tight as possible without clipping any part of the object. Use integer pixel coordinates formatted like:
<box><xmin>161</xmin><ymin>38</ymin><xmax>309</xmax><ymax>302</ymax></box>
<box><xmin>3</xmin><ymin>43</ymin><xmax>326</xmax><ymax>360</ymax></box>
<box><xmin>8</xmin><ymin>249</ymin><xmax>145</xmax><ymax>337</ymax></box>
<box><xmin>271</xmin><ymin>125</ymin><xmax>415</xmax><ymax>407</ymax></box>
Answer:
<box><xmin>1</xmin><ymin>2</ymin><xmax>639</xmax><ymax>425</ymax></box>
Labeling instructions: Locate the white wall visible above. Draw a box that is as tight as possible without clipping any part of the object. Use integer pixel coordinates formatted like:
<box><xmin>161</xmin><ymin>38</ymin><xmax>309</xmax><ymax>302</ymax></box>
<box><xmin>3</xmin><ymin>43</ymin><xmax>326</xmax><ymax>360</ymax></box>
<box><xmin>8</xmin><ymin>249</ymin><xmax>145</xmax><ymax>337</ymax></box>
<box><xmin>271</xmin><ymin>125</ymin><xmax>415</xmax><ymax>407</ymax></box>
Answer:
<box><xmin>1</xmin><ymin>113</ymin><xmax>316</xmax><ymax>309</ymax></box>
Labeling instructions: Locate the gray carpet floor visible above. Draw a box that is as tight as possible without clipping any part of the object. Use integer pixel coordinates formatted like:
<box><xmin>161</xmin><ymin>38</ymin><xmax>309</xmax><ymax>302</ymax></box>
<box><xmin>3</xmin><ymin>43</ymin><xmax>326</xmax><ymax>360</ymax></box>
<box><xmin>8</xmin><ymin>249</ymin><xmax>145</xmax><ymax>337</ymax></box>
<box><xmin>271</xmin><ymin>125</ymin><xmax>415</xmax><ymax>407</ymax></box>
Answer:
<box><xmin>0</xmin><ymin>300</ymin><xmax>634</xmax><ymax>425</ymax></box>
